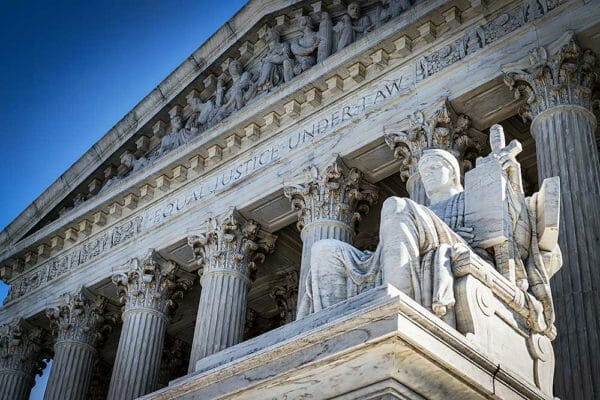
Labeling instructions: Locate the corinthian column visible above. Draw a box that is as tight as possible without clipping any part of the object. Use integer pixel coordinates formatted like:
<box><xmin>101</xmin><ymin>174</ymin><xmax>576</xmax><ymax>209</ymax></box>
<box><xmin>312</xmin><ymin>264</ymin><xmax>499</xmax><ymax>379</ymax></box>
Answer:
<box><xmin>107</xmin><ymin>249</ymin><xmax>192</xmax><ymax>400</ymax></box>
<box><xmin>44</xmin><ymin>287</ymin><xmax>107</xmax><ymax>400</ymax></box>
<box><xmin>384</xmin><ymin>99</ymin><xmax>484</xmax><ymax>204</ymax></box>
<box><xmin>187</xmin><ymin>210</ymin><xmax>276</xmax><ymax>371</ymax></box>
<box><xmin>284</xmin><ymin>160</ymin><xmax>378</xmax><ymax>317</ymax></box>
<box><xmin>504</xmin><ymin>31</ymin><xmax>600</xmax><ymax>400</ymax></box>
<box><xmin>0</xmin><ymin>319</ymin><xmax>45</xmax><ymax>400</ymax></box>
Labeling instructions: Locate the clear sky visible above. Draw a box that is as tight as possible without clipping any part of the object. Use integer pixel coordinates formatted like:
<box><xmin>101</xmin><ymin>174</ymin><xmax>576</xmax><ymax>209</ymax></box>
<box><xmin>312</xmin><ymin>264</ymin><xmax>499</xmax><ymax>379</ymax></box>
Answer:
<box><xmin>0</xmin><ymin>1</ymin><xmax>246</xmax><ymax>398</ymax></box>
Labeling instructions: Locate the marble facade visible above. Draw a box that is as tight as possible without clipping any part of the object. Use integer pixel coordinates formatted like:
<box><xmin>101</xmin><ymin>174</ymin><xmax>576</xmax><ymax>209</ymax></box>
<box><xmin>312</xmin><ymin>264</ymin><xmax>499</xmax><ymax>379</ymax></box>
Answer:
<box><xmin>0</xmin><ymin>0</ymin><xmax>599</xmax><ymax>399</ymax></box>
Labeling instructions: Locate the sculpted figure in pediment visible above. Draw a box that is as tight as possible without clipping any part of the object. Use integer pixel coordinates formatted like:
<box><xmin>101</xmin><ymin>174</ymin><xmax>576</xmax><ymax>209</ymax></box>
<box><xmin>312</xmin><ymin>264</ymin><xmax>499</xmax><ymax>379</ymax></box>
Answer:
<box><xmin>257</xmin><ymin>28</ymin><xmax>295</xmax><ymax>90</ymax></box>
<box><xmin>185</xmin><ymin>96</ymin><xmax>217</xmax><ymax>134</ymax></box>
<box><xmin>334</xmin><ymin>2</ymin><xmax>373</xmax><ymax>51</ymax></box>
<box><xmin>290</xmin><ymin>16</ymin><xmax>320</xmax><ymax>73</ymax></box>
<box><xmin>159</xmin><ymin>111</ymin><xmax>193</xmax><ymax>154</ymax></box>
<box><xmin>219</xmin><ymin>59</ymin><xmax>257</xmax><ymax>116</ymax></box>
<box><xmin>382</xmin><ymin>0</ymin><xmax>412</xmax><ymax>22</ymax></box>
<box><xmin>317</xmin><ymin>12</ymin><xmax>333</xmax><ymax>62</ymax></box>
<box><xmin>100</xmin><ymin>152</ymin><xmax>149</xmax><ymax>192</ymax></box>
<box><xmin>302</xmin><ymin>124</ymin><xmax>561</xmax><ymax>339</ymax></box>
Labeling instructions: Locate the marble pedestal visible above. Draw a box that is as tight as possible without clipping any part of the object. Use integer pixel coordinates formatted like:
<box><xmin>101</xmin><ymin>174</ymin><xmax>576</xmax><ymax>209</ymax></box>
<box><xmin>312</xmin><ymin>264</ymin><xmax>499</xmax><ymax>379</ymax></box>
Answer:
<box><xmin>140</xmin><ymin>281</ymin><xmax>553</xmax><ymax>400</ymax></box>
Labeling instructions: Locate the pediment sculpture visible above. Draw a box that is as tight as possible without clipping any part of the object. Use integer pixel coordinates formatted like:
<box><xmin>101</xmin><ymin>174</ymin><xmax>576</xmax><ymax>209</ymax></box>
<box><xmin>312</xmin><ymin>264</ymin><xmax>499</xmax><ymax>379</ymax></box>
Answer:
<box><xmin>300</xmin><ymin>123</ymin><xmax>562</xmax><ymax>340</ymax></box>
<box><xmin>86</xmin><ymin>1</ymin><xmax>416</xmax><ymax>198</ymax></box>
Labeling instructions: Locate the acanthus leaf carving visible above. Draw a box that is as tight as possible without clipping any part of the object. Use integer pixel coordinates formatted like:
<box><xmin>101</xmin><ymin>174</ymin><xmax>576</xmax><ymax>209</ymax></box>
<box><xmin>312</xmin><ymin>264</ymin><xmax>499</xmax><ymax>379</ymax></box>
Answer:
<box><xmin>0</xmin><ymin>318</ymin><xmax>47</xmax><ymax>376</ymax></box>
<box><xmin>503</xmin><ymin>30</ymin><xmax>598</xmax><ymax>121</ymax></box>
<box><xmin>284</xmin><ymin>159</ymin><xmax>379</xmax><ymax>231</ymax></box>
<box><xmin>384</xmin><ymin>99</ymin><xmax>485</xmax><ymax>181</ymax></box>
<box><xmin>187</xmin><ymin>209</ymin><xmax>277</xmax><ymax>282</ymax></box>
<box><xmin>270</xmin><ymin>270</ymin><xmax>299</xmax><ymax>325</ymax></box>
<box><xmin>112</xmin><ymin>249</ymin><xmax>193</xmax><ymax>315</ymax></box>
<box><xmin>45</xmin><ymin>286</ymin><xmax>108</xmax><ymax>346</ymax></box>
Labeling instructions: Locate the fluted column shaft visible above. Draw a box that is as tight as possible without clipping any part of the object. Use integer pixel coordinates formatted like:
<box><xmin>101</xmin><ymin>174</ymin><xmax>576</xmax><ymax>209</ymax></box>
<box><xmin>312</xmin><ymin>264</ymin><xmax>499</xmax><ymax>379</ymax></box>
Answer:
<box><xmin>0</xmin><ymin>370</ymin><xmax>34</xmax><ymax>400</ymax></box>
<box><xmin>107</xmin><ymin>249</ymin><xmax>191</xmax><ymax>400</ymax></box>
<box><xmin>107</xmin><ymin>308</ymin><xmax>167</xmax><ymax>400</ymax></box>
<box><xmin>187</xmin><ymin>210</ymin><xmax>276</xmax><ymax>372</ymax></box>
<box><xmin>44</xmin><ymin>341</ymin><xmax>95</xmax><ymax>400</ymax></box>
<box><xmin>504</xmin><ymin>32</ymin><xmax>600</xmax><ymax>400</ymax></box>
<box><xmin>190</xmin><ymin>270</ymin><xmax>249</xmax><ymax>365</ymax></box>
<box><xmin>531</xmin><ymin>106</ymin><xmax>600</xmax><ymax>400</ymax></box>
<box><xmin>44</xmin><ymin>287</ymin><xmax>107</xmax><ymax>400</ymax></box>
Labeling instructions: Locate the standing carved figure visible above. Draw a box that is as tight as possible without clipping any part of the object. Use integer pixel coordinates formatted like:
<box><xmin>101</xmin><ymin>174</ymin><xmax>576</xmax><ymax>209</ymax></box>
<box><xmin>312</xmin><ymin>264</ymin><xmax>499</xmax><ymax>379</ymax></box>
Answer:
<box><xmin>220</xmin><ymin>60</ymin><xmax>257</xmax><ymax>116</ymax></box>
<box><xmin>185</xmin><ymin>96</ymin><xmax>217</xmax><ymax>134</ymax></box>
<box><xmin>317</xmin><ymin>12</ymin><xmax>333</xmax><ymax>63</ymax></box>
<box><xmin>160</xmin><ymin>111</ymin><xmax>192</xmax><ymax>154</ymax></box>
<box><xmin>333</xmin><ymin>2</ymin><xmax>373</xmax><ymax>51</ymax></box>
<box><xmin>257</xmin><ymin>28</ymin><xmax>294</xmax><ymax>90</ymax></box>
<box><xmin>291</xmin><ymin>16</ymin><xmax>320</xmax><ymax>74</ymax></box>
<box><xmin>383</xmin><ymin>0</ymin><xmax>412</xmax><ymax>21</ymax></box>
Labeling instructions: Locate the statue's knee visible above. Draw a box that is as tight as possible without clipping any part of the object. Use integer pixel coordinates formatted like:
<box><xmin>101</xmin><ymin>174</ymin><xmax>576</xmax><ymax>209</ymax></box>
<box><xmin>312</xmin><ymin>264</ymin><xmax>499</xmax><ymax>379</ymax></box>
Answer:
<box><xmin>381</xmin><ymin>196</ymin><xmax>410</xmax><ymax>217</ymax></box>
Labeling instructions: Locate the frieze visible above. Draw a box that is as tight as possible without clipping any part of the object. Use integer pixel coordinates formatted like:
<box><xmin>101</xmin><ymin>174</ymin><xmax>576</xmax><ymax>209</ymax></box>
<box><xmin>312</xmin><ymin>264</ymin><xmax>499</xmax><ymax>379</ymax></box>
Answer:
<box><xmin>3</xmin><ymin>0</ymin><xmax>571</xmax><ymax>303</ymax></box>
<box><xmin>416</xmin><ymin>0</ymin><xmax>568</xmax><ymax>81</ymax></box>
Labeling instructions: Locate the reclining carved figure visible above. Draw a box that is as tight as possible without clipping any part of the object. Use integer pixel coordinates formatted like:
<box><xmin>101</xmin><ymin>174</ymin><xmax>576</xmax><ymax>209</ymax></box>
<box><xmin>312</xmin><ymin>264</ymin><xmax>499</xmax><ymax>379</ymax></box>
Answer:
<box><xmin>300</xmin><ymin>124</ymin><xmax>562</xmax><ymax>339</ymax></box>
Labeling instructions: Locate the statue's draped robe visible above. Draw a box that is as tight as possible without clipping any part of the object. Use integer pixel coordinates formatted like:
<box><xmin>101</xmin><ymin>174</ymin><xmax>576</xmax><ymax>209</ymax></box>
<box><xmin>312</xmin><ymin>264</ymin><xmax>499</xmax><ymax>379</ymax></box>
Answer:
<box><xmin>301</xmin><ymin>194</ymin><xmax>470</xmax><ymax>319</ymax></box>
<box><xmin>300</xmin><ymin>187</ymin><xmax>558</xmax><ymax>335</ymax></box>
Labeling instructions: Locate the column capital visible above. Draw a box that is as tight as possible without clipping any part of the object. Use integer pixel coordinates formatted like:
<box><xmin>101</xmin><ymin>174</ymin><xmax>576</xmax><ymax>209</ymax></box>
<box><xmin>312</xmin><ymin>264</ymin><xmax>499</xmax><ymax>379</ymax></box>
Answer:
<box><xmin>384</xmin><ymin>98</ymin><xmax>483</xmax><ymax>180</ymax></box>
<box><xmin>0</xmin><ymin>318</ymin><xmax>46</xmax><ymax>376</ymax></box>
<box><xmin>46</xmin><ymin>286</ymin><xmax>108</xmax><ymax>347</ymax></box>
<box><xmin>503</xmin><ymin>31</ymin><xmax>598</xmax><ymax>121</ymax></box>
<box><xmin>112</xmin><ymin>249</ymin><xmax>193</xmax><ymax>315</ymax></box>
<box><xmin>270</xmin><ymin>271</ymin><xmax>299</xmax><ymax>325</ymax></box>
<box><xmin>187</xmin><ymin>209</ymin><xmax>277</xmax><ymax>281</ymax></box>
<box><xmin>283</xmin><ymin>159</ymin><xmax>379</xmax><ymax>231</ymax></box>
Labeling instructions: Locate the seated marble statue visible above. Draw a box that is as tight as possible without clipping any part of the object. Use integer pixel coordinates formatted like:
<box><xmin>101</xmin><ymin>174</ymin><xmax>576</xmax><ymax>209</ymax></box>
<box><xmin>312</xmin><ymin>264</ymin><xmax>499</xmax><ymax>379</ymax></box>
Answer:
<box><xmin>300</xmin><ymin>126</ymin><xmax>562</xmax><ymax>339</ymax></box>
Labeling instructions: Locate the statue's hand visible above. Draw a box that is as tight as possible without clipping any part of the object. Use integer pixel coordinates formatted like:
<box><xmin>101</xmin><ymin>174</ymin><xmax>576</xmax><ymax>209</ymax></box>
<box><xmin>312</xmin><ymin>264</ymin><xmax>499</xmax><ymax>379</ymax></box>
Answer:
<box><xmin>495</xmin><ymin>150</ymin><xmax>519</xmax><ymax>172</ymax></box>
<box><xmin>455</xmin><ymin>226</ymin><xmax>475</xmax><ymax>244</ymax></box>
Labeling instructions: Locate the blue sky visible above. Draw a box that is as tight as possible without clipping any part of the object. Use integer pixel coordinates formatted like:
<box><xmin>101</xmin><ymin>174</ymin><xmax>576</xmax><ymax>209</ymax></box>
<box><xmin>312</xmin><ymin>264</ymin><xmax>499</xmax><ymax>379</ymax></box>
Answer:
<box><xmin>0</xmin><ymin>1</ymin><xmax>246</xmax><ymax>397</ymax></box>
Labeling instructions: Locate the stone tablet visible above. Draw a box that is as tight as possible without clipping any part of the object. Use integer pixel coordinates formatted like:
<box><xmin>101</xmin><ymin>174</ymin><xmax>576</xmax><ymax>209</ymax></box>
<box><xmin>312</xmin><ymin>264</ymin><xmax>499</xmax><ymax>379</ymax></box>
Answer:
<box><xmin>464</xmin><ymin>156</ymin><xmax>511</xmax><ymax>249</ymax></box>
<box><xmin>536</xmin><ymin>176</ymin><xmax>561</xmax><ymax>251</ymax></box>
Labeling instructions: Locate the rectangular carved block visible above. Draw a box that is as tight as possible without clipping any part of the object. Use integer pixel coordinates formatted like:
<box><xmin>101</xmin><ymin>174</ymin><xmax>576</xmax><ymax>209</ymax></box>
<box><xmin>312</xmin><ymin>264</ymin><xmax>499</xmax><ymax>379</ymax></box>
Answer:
<box><xmin>139</xmin><ymin>184</ymin><xmax>155</xmax><ymax>200</ymax></box>
<box><xmin>50</xmin><ymin>235</ymin><xmax>64</xmax><ymax>251</ymax></box>
<box><xmin>79</xmin><ymin>219</ymin><xmax>93</xmax><ymax>235</ymax></box>
<box><xmin>189</xmin><ymin>155</ymin><xmax>205</xmax><ymax>172</ymax></box>
<box><xmin>156</xmin><ymin>175</ymin><xmax>171</xmax><ymax>192</ymax></box>
<box><xmin>64</xmin><ymin>227</ymin><xmax>79</xmax><ymax>243</ymax></box>
<box><xmin>123</xmin><ymin>193</ymin><xmax>138</xmax><ymax>210</ymax></box>
<box><xmin>305</xmin><ymin>88</ymin><xmax>321</xmax><ymax>106</ymax></box>
<box><xmin>173</xmin><ymin>165</ymin><xmax>188</xmax><ymax>182</ymax></box>
<box><xmin>464</xmin><ymin>158</ymin><xmax>510</xmax><ymax>249</ymax></box>
<box><xmin>394</xmin><ymin>36</ymin><xmax>412</xmax><ymax>57</ymax></box>
<box><xmin>93</xmin><ymin>211</ymin><xmax>107</xmax><ymax>226</ymax></box>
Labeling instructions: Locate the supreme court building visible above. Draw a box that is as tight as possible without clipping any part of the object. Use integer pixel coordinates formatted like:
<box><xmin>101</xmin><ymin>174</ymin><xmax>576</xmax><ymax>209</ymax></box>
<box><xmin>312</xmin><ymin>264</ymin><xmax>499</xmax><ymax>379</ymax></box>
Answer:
<box><xmin>1</xmin><ymin>0</ymin><xmax>599</xmax><ymax>399</ymax></box>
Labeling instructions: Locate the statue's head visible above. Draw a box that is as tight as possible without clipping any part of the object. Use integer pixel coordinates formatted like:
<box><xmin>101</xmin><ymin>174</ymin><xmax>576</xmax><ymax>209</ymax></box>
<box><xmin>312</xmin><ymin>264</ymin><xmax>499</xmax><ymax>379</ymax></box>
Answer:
<box><xmin>171</xmin><ymin>114</ymin><xmax>183</xmax><ymax>130</ymax></box>
<box><xmin>418</xmin><ymin>149</ymin><xmax>463</xmax><ymax>199</ymax></box>
<box><xmin>265</xmin><ymin>28</ymin><xmax>281</xmax><ymax>44</ymax></box>
<box><xmin>348</xmin><ymin>2</ymin><xmax>360</xmax><ymax>19</ymax></box>
<box><xmin>298</xmin><ymin>15</ymin><xmax>312</xmax><ymax>28</ymax></box>
<box><xmin>228</xmin><ymin>60</ymin><xmax>242</xmax><ymax>77</ymax></box>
